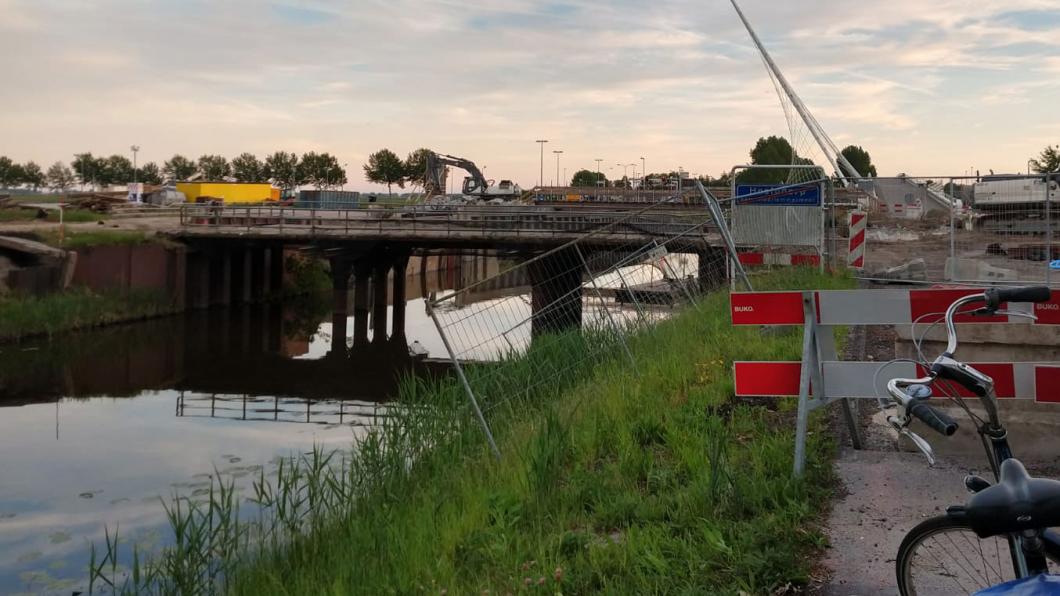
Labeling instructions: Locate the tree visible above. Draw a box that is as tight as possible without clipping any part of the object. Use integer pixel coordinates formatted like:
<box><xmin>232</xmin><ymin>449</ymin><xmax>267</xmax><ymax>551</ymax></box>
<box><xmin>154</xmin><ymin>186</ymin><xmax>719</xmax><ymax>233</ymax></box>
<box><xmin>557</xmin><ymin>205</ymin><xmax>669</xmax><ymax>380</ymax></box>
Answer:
<box><xmin>139</xmin><ymin>162</ymin><xmax>163</xmax><ymax>185</ymax></box>
<box><xmin>571</xmin><ymin>169</ymin><xmax>608</xmax><ymax>188</ymax></box>
<box><xmin>300</xmin><ymin>152</ymin><xmax>346</xmax><ymax>189</ymax></box>
<box><xmin>264</xmin><ymin>151</ymin><xmax>304</xmax><ymax>191</ymax></box>
<box><xmin>197</xmin><ymin>154</ymin><xmax>231</xmax><ymax>181</ymax></box>
<box><xmin>71</xmin><ymin>153</ymin><xmax>102</xmax><ymax>189</ymax></box>
<box><xmin>402</xmin><ymin>148</ymin><xmax>433</xmax><ymax>190</ymax></box>
<box><xmin>363</xmin><ymin>149</ymin><xmax>405</xmax><ymax>196</ymax></box>
<box><xmin>231</xmin><ymin>152</ymin><xmax>267</xmax><ymax>183</ymax></box>
<box><xmin>840</xmin><ymin>145</ymin><xmax>877</xmax><ymax>178</ymax></box>
<box><xmin>736</xmin><ymin>136</ymin><xmax>816</xmax><ymax>184</ymax></box>
<box><xmin>0</xmin><ymin>157</ymin><xmax>22</xmax><ymax>188</ymax></box>
<box><xmin>46</xmin><ymin>162</ymin><xmax>76</xmax><ymax>192</ymax></box>
<box><xmin>21</xmin><ymin>161</ymin><xmax>44</xmax><ymax>190</ymax></box>
<box><xmin>101</xmin><ymin>154</ymin><xmax>134</xmax><ymax>186</ymax></box>
<box><xmin>1030</xmin><ymin>145</ymin><xmax>1060</xmax><ymax>174</ymax></box>
<box><xmin>163</xmin><ymin>154</ymin><xmax>197</xmax><ymax>182</ymax></box>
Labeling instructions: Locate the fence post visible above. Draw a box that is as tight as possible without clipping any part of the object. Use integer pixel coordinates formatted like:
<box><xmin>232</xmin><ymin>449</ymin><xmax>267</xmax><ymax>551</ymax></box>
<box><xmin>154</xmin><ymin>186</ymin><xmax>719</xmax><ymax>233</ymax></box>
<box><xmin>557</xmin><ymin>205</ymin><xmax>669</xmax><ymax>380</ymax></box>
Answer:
<box><xmin>948</xmin><ymin>177</ymin><xmax>956</xmax><ymax>281</ymax></box>
<box><xmin>1047</xmin><ymin>174</ymin><xmax>1053</xmax><ymax>286</ymax></box>
<box><xmin>575</xmin><ymin>244</ymin><xmax>636</xmax><ymax>367</ymax></box>
<box><xmin>427</xmin><ymin>302</ymin><xmax>501</xmax><ymax>459</ymax></box>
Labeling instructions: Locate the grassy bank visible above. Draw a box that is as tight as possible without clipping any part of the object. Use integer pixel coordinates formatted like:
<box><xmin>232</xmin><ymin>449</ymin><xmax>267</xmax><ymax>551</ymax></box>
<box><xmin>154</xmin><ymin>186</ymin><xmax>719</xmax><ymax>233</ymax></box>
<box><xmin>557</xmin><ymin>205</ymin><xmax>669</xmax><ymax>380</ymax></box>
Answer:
<box><xmin>0</xmin><ymin>289</ymin><xmax>174</xmax><ymax>342</ymax></box>
<box><xmin>91</xmin><ymin>268</ymin><xmax>853</xmax><ymax>595</ymax></box>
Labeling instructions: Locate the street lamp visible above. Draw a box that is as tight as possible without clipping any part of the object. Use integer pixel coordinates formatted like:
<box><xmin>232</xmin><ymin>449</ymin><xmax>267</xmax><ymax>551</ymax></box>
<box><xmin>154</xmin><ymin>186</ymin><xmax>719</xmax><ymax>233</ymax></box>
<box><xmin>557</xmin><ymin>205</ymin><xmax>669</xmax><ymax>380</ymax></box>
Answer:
<box><xmin>536</xmin><ymin>140</ymin><xmax>548</xmax><ymax>187</ymax></box>
<box><xmin>553</xmin><ymin>150</ymin><xmax>563</xmax><ymax>187</ymax></box>
<box><xmin>130</xmin><ymin>145</ymin><xmax>140</xmax><ymax>202</ymax></box>
<box><xmin>1028</xmin><ymin>159</ymin><xmax>1035</xmax><ymax>176</ymax></box>
<box><xmin>640</xmin><ymin>156</ymin><xmax>645</xmax><ymax>187</ymax></box>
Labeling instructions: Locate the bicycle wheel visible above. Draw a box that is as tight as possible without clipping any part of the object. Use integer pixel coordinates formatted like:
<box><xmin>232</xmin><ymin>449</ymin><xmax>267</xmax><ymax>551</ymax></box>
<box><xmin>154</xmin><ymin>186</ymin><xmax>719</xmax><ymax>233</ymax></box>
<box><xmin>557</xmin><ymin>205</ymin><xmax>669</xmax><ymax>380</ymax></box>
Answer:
<box><xmin>896</xmin><ymin>515</ymin><xmax>1019</xmax><ymax>595</ymax></box>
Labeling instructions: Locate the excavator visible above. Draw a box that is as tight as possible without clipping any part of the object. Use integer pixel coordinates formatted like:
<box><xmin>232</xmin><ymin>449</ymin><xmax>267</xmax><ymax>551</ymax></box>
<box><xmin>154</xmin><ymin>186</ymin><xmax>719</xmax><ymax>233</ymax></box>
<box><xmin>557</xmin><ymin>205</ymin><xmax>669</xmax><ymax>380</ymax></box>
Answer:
<box><xmin>422</xmin><ymin>151</ymin><xmax>524</xmax><ymax>204</ymax></box>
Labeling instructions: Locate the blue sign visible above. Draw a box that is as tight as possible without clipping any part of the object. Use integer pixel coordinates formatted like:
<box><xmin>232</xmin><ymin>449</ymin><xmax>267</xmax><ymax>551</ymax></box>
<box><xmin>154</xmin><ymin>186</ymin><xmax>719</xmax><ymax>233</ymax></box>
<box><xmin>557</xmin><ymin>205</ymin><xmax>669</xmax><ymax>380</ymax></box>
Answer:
<box><xmin>735</xmin><ymin>184</ymin><xmax>821</xmax><ymax>206</ymax></box>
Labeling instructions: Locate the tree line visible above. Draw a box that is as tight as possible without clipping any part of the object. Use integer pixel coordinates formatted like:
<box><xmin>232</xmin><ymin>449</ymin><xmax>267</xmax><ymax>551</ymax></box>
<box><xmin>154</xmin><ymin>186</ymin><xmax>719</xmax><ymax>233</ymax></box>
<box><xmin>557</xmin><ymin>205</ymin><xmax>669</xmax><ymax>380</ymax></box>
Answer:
<box><xmin>362</xmin><ymin>148</ymin><xmax>434</xmax><ymax>196</ymax></box>
<box><xmin>0</xmin><ymin>152</ymin><xmax>349</xmax><ymax>193</ymax></box>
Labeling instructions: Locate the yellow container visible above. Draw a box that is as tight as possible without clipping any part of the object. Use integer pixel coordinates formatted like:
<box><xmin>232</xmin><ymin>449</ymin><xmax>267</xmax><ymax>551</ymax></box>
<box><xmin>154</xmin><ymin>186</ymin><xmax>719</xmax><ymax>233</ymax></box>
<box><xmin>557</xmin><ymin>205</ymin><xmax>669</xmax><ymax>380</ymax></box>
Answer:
<box><xmin>176</xmin><ymin>182</ymin><xmax>277</xmax><ymax>204</ymax></box>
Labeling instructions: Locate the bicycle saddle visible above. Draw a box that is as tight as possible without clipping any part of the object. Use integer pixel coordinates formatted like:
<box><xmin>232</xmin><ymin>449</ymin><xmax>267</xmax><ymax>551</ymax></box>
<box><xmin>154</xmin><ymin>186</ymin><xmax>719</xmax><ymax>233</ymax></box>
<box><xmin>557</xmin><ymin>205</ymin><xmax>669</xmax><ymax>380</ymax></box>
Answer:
<box><xmin>962</xmin><ymin>459</ymin><xmax>1060</xmax><ymax>538</ymax></box>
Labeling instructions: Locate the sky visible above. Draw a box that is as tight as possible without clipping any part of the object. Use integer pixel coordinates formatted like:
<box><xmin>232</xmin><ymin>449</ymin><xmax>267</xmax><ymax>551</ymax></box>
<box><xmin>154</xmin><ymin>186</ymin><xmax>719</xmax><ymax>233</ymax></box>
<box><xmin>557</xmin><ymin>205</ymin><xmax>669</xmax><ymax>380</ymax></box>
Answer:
<box><xmin>1</xmin><ymin>0</ymin><xmax>1058</xmax><ymax>192</ymax></box>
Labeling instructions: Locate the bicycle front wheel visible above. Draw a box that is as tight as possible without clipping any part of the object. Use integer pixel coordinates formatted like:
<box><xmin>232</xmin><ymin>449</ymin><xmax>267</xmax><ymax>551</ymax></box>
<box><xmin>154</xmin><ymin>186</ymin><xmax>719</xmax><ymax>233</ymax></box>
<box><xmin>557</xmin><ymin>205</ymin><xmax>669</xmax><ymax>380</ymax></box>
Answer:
<box><xmin>896</xmin><ymin>515</ymin><xmax>1019</xmax><ymax>595</ymax></box>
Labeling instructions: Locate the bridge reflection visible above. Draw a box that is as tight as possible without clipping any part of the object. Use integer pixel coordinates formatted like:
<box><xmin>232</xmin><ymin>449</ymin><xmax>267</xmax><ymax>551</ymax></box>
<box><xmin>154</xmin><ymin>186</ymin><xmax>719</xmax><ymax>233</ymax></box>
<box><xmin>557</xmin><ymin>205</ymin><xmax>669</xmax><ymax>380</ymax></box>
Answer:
<box><xmin>175</xmin><ymin>394</ymin><xmax>391</xmax><ymax>427</ymax></box>
<box><xmin>0</xmin><ymin>258</ymin><xmax>528</xmax><ymax>408</ymax></box>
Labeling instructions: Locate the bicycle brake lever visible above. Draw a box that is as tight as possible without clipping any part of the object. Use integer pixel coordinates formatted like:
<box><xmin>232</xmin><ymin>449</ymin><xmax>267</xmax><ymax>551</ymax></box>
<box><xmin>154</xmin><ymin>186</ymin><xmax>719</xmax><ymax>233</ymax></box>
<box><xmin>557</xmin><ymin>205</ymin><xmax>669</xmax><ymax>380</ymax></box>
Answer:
<box><xmin>901</xmin><ymin>428</ymin><xmax>936</xmax><ymax>466</ymax></box>
<box><xmin>994</xmin><ymin>309</ymin><xmax>1038</xmax><ymax>322</ymax></box>
<box><xmin>887</xmin><ymin>415</ymin><xmax>936</xmax><ymax>466</ymax></box>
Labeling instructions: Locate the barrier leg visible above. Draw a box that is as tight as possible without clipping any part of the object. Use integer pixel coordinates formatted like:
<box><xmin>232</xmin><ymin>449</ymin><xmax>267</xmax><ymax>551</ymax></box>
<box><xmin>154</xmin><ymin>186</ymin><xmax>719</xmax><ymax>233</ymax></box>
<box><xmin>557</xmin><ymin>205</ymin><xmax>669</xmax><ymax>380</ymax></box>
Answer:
<box><xmin>793</xmin><ymin>309</ymin><xmax>816</xmax><ymax>477</ymax></box>
<box><xmin>814</xmin><ymin>319</ymin><xmax>863</xmax><ymax>450</ymax></box>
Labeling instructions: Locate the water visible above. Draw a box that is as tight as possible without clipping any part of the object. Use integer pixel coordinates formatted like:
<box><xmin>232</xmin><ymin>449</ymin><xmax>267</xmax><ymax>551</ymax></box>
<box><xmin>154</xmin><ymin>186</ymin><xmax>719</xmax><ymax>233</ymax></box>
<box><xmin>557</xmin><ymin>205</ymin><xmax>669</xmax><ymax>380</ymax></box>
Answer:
<box><xmin>0</xmin><ymin>259</ymin><xmax>675</xmax><ymax>594</ymax></box>
<box><xmin>0</xmin><ymin>281</ymin><xmax>462</xmax><ymax>594</ymax></box>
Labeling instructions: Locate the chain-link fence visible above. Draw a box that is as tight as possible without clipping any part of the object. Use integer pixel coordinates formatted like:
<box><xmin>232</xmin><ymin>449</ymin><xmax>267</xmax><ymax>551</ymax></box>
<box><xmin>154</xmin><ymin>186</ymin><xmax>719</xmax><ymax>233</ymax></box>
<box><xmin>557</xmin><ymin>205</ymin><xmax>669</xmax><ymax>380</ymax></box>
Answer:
<box><xmin>855</xmin><ymin>174</ymin><xmax>1058</xmax><ymax>286</ymax></box>
<box><xmin>425</xmin><ymin>201</ymin><xmax>731</xmax><ymax>456</ymax></box>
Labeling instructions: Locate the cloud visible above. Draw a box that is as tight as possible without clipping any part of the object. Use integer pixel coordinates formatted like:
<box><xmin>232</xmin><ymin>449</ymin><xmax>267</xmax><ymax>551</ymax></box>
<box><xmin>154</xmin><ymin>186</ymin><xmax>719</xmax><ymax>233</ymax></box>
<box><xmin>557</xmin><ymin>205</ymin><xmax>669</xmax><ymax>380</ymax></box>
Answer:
<box><xmin>0</xmin><ymin>0</ymin><xmax>1057</xmax><ymax>185</ymax></box>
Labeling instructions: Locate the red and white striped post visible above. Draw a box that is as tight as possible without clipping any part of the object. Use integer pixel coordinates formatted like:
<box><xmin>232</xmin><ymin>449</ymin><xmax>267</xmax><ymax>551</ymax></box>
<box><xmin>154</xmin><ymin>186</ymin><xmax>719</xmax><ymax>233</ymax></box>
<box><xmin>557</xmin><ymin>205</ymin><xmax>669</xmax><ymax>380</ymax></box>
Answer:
<box><xmin>847</xmin><ymin>210</ymin><xmax>866</xmax><ymax>269</ymax></box>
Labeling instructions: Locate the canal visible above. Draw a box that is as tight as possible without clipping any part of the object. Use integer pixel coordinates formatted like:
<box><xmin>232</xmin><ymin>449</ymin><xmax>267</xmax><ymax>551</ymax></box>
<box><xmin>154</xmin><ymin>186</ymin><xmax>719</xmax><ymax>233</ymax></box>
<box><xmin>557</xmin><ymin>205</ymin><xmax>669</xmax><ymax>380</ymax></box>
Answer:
<box><xmin>0</xmin><ymin>257</ymin><xmax>673</xmax><ymax>594</ymax></box>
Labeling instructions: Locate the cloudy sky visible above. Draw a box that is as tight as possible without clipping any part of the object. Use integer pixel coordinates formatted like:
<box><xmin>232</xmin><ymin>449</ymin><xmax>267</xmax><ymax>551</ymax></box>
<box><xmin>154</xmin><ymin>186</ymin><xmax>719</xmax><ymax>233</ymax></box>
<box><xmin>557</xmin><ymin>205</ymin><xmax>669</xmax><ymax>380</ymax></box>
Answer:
<box><xmin>1</xmin><ymin>0</ymin><xmax>1058</xmax><ymax>191</ymax></box>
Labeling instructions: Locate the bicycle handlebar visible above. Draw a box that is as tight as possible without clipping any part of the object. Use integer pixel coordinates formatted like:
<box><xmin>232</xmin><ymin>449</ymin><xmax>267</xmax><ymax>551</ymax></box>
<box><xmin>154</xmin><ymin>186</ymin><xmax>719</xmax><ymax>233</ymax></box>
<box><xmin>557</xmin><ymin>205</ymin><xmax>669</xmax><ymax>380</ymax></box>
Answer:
<box><xmin>887</xmin><ymin>285</ymin><xmax>1053</xmax><ymax>449</ymax></box>
<box><xmin>985</xmin><ymin>286</ymin><xmax>1052</xmax><ymax>310</ymax></box>
<box><xmin>908</xmin><ymin>402</ymin><xmax>958</xmax><ymax>436</ymax></box>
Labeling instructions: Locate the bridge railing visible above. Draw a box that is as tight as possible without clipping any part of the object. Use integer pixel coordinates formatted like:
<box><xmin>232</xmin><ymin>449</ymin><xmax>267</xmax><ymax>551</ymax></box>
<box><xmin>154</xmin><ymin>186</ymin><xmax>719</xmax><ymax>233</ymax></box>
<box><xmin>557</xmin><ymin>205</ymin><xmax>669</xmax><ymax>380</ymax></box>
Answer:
<box><xmin>178</xmin><ymin>203</ymin><xmax>720</xmax><ymax>241</ymax></box>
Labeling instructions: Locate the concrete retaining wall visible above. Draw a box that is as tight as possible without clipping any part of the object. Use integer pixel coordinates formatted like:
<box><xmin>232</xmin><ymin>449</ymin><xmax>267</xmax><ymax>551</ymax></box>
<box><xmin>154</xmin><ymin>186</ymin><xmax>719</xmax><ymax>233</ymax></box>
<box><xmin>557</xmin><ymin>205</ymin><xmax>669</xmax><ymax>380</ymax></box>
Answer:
<box><xmin>71</xmin><ymin>244</ymin><xmax>186</xmax><ymax>307</ymax></box>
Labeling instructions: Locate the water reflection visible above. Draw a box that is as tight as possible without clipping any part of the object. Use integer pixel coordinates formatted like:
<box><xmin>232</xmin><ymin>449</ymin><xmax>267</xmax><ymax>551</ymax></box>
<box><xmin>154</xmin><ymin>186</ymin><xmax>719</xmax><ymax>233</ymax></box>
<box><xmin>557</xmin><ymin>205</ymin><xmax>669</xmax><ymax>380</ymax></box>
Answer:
<box><xmin>0</xmin><ymin>265</ymin><xmax>512</xmax><ymax>594</ymax></box>
<box><xmin>0</xmin><ymin>255</ymin><xmax>673</xmax><ymax>594</ymax></box>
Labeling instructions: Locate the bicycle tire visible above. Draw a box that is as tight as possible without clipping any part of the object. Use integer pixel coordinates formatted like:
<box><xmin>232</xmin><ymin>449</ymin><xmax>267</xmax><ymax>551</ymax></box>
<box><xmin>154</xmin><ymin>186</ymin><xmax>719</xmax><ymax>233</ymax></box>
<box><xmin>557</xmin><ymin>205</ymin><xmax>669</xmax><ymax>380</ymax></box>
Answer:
<box><xmin>896</xmin><ymin>514</ymin><xmax>1019</xmax><ymax>596</ymax></box>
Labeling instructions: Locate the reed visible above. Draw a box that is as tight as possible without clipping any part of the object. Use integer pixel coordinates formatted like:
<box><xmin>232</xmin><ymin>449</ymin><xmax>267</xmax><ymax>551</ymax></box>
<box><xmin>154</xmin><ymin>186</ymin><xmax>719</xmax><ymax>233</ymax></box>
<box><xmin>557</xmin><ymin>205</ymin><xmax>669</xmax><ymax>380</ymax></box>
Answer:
<box><xmin>87</xmin><ymin>267</ymin><xmax>853</xmax><ymax>595</ymax></box>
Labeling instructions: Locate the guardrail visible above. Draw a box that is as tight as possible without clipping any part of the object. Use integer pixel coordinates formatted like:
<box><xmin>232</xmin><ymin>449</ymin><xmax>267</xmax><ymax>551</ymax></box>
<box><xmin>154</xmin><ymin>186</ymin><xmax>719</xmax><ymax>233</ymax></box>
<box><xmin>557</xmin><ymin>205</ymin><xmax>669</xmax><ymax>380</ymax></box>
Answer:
<box><xmin>177</xmin><ymin>204</ymin><xmax>721</xmax><ymax>242</ymax></box>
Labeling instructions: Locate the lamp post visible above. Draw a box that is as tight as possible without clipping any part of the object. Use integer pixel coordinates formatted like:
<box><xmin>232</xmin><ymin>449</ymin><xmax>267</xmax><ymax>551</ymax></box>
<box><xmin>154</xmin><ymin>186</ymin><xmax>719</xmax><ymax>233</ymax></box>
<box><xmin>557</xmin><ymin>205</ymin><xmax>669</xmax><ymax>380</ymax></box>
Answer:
<box><xmin>536</xmin><ymin>140</ymin><xmax>548</xmax><ymax>187</ymax></box>
<box><xmin>1028</xmin><ymin>159</ymin><xmax>1035</xmax><ymax>176</ymax></box>
<box><xmin>640</xmin><ymin>156</ymin><xmax>645</xmax><ymax>188</ymax></box>
<box><xmin>130</xmin><ymin>145</ymin><xmax>140</xmax><ymax>202</ymax></box>
<box><xmin>553</xmin><ymin>150</ymin><xmax>563</xmax><ymax>187</ymax></box>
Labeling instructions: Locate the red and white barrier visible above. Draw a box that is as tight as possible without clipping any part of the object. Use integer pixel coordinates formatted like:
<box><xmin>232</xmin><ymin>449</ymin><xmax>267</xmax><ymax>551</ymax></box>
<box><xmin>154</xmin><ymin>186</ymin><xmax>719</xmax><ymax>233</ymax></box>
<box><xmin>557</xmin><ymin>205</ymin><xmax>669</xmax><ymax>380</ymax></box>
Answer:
<box><xmin>730</xmin><ymin>288</ymin><xmax>1060</xmax><ymax>327</ymax></box>
<box><xmin>727</xmin><ymin>287</ymin><xmax>1060</xmax><ymax>476</ymax></box>
<box><xmin>734</xmin><ymin>361</ymin><xmax>1060</xmax><ymax>403</ymax></box>
<box><xmin>847</xmin><ymin>211</ymin><xmax>866</xmax><ymax>269</ymax></box>
<box><xmin>737</xmin><ymin>252</ymin><xmax>820</xmax><ymax>267</ymax></box>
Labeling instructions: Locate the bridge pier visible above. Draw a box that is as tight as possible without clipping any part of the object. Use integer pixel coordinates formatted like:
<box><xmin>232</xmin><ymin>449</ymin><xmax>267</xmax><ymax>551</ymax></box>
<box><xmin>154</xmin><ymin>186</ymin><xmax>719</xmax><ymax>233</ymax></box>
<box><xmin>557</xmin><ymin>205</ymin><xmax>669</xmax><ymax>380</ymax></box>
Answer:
<box><xmin>371</xmin><ymin>255</ymin><xmax>391</xmax><ymax>344</ymax></box>
<box><xmin>210</xmin><ymin>249</ymin><xmax>232</xmax><ymax>306</ymax></box>
<box><xmin>188</xmin><ymin>253</ymin><xmax>211</xmax><ymax>310</ymax></box>
<box><xmin>352</xmin><ymin>261</ymin><xmax>371</xmax><ymax>347</ymax></box>
<box><xmin>696</xmin><ymin>248</ymin><xmax>728</xmax><ymax>292</ymax></box>
<box><xmin>234</xmin><ymin>248</ymin><xmax>252</xmax><ymax>304</ymax></box>
<box><xmin>329</xmin><ymin>258</ymin><xmax>353</xmax><ymax>357</ymax></box>
<box><xmin>528</xmin><ymin>248</ymin><xmax>583</xmax><ymax>338</ymax></box>
<box><xmin>391</xmin><ymin>253</ymin><xmax>409</xmax><ymax>342</ymax></box>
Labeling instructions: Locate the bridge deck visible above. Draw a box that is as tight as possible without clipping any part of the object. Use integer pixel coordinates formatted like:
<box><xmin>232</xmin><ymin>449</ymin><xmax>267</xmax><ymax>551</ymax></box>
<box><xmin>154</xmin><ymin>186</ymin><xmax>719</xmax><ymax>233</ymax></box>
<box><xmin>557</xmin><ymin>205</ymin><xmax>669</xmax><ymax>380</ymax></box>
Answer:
<box><xmin>173</xmin><ymin>205</ymin><xmax>723</xmax><ymax>250</ymax></box>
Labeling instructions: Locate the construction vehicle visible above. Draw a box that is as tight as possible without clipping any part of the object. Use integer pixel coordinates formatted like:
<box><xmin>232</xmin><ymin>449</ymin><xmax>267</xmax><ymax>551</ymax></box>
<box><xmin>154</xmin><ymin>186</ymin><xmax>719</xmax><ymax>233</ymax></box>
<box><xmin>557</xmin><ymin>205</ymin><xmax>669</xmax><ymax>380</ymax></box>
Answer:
<box><xmin>422</xmin><ymin>151</ymin><xmax>523</xmax><ymax>204</ymax></box>
<box><xmin>973</xmin><ymin>174</ymin><xmax>1060</xmax><ymax>234</ymax></box>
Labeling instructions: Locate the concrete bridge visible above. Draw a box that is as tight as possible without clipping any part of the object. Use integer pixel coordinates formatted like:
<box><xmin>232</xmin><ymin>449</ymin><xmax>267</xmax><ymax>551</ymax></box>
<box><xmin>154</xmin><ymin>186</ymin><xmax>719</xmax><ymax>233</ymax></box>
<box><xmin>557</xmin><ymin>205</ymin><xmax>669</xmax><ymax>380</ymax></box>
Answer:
<box><xmin>169</xmin><ymin>203</ymin><xmax>728</xmax><ymax>344</ymax></box>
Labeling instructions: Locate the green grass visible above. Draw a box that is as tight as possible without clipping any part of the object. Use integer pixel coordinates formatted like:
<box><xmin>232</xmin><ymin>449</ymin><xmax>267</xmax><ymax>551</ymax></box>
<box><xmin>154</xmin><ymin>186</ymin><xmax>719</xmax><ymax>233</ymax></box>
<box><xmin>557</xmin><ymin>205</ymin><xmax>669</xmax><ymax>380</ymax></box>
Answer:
<box><xmin>6</xmin><ymin>193</ymin><xmax>65</xmax><ymax>203</ymax></box>
<box><xmin>88</xmin><ymin>268</ymin><xmax>854</xmax><ymax>595</ymax></box>
<box><xmin>0</xmin><ymin>288</ymin><xmax>174</xmax><ymax>342</ymax></box>
<box><xmin>0</xmin><ymin>207</ymin><xmax>104</xmax><ymax>223</ymax></box>
<box><xmin>29</xmin><ymin>228</ymin><xmax>152</xmax><ymax>248</ymax></box>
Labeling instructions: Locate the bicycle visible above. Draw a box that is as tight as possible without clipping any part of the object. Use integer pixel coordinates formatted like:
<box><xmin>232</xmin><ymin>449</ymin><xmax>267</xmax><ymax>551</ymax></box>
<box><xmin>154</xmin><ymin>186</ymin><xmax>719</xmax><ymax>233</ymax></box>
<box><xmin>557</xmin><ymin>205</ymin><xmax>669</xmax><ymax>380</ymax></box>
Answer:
<box><xmin>883</xmin><ymin>286</ymin><xmax>1060</xmax><ymax>595</ymax></box>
